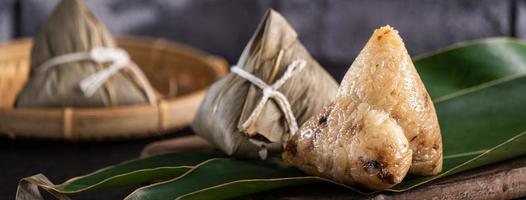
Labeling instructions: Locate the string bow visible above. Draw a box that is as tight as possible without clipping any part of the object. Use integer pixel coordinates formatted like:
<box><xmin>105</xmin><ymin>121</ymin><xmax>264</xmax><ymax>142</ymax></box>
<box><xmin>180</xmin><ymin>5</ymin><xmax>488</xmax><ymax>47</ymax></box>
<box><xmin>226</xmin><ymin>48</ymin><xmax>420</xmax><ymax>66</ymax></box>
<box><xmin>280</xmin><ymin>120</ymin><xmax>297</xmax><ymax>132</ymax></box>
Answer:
<box><xmin>231</xmin><ymin>59</ymin><xmax>307</xmax><ymax>136</ymax></box>
<box><xmin>37</xmin><ymin>47</ymin><xmax>156</xmax><ymax>104</ymax></box>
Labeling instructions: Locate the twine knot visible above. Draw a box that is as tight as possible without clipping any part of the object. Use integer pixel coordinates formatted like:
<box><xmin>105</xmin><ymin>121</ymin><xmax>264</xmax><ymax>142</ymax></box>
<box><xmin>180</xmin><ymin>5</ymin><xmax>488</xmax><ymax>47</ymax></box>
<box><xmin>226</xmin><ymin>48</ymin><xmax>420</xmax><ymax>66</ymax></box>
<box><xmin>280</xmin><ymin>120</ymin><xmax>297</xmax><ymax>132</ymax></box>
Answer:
<box><xmin>231</xmin><ymin>59</ymin><xmax>307</xmax><ymax>135</ymax></box>
<box><xmin>37</xmin><ymin>47</ymin><xmax>156</xmax><ymax>104</ymax></box>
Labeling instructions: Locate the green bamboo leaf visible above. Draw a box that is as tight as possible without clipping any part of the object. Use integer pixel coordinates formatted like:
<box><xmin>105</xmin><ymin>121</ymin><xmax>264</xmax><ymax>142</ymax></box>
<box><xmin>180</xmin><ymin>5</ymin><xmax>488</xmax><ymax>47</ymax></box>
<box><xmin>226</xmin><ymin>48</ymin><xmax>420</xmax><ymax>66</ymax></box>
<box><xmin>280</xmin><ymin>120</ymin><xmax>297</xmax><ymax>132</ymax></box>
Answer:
<box><xmin>124</xmin><ymin>158</ymin><xmax>319</xmax><ymax>200</ymax></box>
<box><xmin>414</xmin><ymin>38</ymin><xmax>526</xmax><ymax>99</ymax></box>
<box><xmin>389</xmin><ymin>76</ymin><xmax>526</xmax><ymax>191</ymax></box>
<box><xmin>16</xmin><ymin>150</ymin><xmax>225</xmax><ymax>199</ymax></box>
<box><xmin>61</xmin><ymin>150</ymin><xmax>226</xmax><ymax>192</ymax></box>
<box><xmin>122</xmin><ymin>38</ymin><xmax>526</xmax><ymax>199</ymax></box>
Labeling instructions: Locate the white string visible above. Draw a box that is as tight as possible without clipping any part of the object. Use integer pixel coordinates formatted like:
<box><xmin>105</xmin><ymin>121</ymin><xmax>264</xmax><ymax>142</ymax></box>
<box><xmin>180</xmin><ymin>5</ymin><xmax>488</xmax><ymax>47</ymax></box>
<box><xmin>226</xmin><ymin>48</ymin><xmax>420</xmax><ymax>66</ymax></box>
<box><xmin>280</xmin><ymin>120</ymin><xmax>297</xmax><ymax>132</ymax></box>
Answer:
<box><xmin>36</xmin><ymin>47</ymin><xmax>156</xmax><ymax>104</ymax></box>
<box><xmin>231</xmin><ymin>59</ymin><xmax>307</xmax><ymax>135</ymax></box>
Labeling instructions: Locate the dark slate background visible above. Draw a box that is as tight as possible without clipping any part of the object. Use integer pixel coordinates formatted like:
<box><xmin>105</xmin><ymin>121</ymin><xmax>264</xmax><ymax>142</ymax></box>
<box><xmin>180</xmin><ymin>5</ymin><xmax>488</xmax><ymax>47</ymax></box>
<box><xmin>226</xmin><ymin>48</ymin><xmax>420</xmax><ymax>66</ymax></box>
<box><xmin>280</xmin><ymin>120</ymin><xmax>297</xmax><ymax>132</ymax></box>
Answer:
<box><xmin>0</xmin><ymin>0</ymin><xmax>523</xmax><ymax>199</ymax></box>
<box><xmin>7</xmin><ymin>0</ymin><xmax>519</xmax><ymax>80</ymax></box>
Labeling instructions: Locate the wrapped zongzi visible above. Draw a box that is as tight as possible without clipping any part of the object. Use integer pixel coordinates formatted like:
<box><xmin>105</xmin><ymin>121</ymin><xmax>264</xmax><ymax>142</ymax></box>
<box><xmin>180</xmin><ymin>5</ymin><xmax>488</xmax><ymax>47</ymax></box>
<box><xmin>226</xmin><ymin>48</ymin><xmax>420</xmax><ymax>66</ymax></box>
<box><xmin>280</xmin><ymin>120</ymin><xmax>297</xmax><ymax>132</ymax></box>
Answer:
<box><xmin>192</xmin><ymin>9</ymin><xmax>339</xmax><ymax>160</ymax></box>
<box><xmin>17</xmin><ymin>0</ymin><xmax>156</xmax><ymax>107</ymax></box>
<box><xmin>283</xmin><ymin>26</ymin><xmax>443</xmax><ymax>190</ymax></box>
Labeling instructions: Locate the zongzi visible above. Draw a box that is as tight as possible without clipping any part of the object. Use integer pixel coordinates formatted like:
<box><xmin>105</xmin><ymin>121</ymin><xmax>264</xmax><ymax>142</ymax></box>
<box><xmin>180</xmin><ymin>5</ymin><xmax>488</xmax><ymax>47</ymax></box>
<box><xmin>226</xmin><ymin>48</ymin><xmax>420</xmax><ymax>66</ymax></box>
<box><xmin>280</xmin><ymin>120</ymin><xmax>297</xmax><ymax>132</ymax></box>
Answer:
<box><xmin>192</xmin><ymin>9</ymin><xmax>339</xmax><ymax>160</ymax></box>
<box><xmin>16</xmin><ymin>0</ymin><xmax>156</xmax><ymax>107</ymax></box>
<box><xmin>283</xmin><ymin>26</ymin><xmax>443</xmax><ymax>190</ymax></box>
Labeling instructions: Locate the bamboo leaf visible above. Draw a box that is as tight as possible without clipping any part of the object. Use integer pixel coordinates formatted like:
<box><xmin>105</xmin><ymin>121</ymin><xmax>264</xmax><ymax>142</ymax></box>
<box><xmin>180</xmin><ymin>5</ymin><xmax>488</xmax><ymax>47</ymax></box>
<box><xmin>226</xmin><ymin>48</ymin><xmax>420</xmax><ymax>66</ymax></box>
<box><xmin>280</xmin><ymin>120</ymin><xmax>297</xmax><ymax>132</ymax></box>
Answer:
<box><xmin>388</xmin><ymin>75</ymin><xmax>526</xmax><ymax>191</ymax></box>
<box><xmin>124</xmin><ymin>158</ymin><xmax>322</xmax><ymax>200</ymax></box>
<box><xmin>414</xmin><ymin>38</ymin><xmax>526</xmax><ymax>99</ymax></box>
<box><xmin>16</xmin><ymin>151</ymin><xmax>225</xmax><ymax>200</ymax></box>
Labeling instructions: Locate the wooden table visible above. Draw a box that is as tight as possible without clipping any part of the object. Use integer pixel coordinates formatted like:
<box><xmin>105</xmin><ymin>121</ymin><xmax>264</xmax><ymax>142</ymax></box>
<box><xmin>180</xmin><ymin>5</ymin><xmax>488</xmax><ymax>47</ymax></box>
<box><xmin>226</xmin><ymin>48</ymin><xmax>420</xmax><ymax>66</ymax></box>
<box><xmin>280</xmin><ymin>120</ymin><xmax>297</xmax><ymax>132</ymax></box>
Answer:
<box><xmin>244</xmin><ymin>157</ymin><xmax>526</xmax><ymax>200</ymax></box>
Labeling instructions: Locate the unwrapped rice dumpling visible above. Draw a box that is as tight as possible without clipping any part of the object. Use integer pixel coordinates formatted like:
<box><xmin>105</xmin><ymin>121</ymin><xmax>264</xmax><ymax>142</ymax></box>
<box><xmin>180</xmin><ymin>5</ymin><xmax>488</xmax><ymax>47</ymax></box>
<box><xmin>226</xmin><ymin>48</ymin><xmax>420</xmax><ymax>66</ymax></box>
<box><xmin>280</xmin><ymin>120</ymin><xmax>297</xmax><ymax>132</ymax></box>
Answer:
<box><xmin>283</xmin><ymin>26</ymin><xmax>442</xmax><ymax>190</ymax></box>
<box><xmin>17</xmin><ymin>0</ymin><xmax>156</xmax><ymax>107</ymax></box>
<box><xmin>192</xmin><ymin>9</ymin><xmax>338</xmax><ymax>159</ymax></box>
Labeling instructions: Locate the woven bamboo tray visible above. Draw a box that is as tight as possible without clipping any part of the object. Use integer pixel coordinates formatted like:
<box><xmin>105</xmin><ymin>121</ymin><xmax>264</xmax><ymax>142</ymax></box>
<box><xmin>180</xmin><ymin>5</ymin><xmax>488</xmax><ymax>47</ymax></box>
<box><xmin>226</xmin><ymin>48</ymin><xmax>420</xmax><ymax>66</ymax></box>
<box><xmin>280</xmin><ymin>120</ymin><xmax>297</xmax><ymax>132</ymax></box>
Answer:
<box><xmin>0</xmin><ymin>37</ymin><xmax>228</xmax><ymax>140</ymax></box>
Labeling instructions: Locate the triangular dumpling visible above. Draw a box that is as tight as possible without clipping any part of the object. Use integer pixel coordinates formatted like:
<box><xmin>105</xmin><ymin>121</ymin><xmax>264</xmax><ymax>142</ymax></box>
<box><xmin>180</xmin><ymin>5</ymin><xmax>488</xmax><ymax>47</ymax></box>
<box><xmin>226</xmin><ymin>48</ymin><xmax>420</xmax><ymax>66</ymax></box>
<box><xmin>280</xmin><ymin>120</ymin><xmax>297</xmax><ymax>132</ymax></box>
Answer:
<box><xmin>17</xmin><ymin>0</ymin><xmax>153</xmax><ymax>107</ymax></box>
<box><xmin>283</xmin><ymin>26</ymin><xmax>442</xmax><ymax>190</ymax></box>
<box><xmin>193</xmin><ymin>9</ymin><xmax>338</xmax><ymax>159</ymax></box>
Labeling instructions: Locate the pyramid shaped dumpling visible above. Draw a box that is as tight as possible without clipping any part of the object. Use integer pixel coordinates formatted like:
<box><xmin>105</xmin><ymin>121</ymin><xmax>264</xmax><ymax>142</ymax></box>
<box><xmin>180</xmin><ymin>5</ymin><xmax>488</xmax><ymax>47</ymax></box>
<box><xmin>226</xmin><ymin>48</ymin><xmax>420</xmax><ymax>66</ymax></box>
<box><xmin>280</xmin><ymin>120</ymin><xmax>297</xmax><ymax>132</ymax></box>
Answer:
<box><xmin>283</xmin><ymin>26</ymin><xmax>442</xmax><ymax>190</ymax></box>
<box><xmin>17</xmin><ymin>0</ymin><xmax>154</xmax><ymax>107</ymax></box>
<box><xmin>193</xmin><ymin>9</ymin><xmax>338</xmax><ymax>159</ymax></box>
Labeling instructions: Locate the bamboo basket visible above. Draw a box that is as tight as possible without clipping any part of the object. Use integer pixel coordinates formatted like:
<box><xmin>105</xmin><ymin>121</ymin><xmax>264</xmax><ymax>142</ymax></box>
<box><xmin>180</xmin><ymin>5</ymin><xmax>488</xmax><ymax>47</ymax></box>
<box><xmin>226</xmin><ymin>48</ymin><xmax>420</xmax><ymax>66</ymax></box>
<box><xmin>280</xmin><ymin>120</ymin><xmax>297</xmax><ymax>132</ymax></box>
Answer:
<box><xmin>0</xmin><ymin>37</ymin><xmax>228</xmax><ymax>140</ymax></box>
